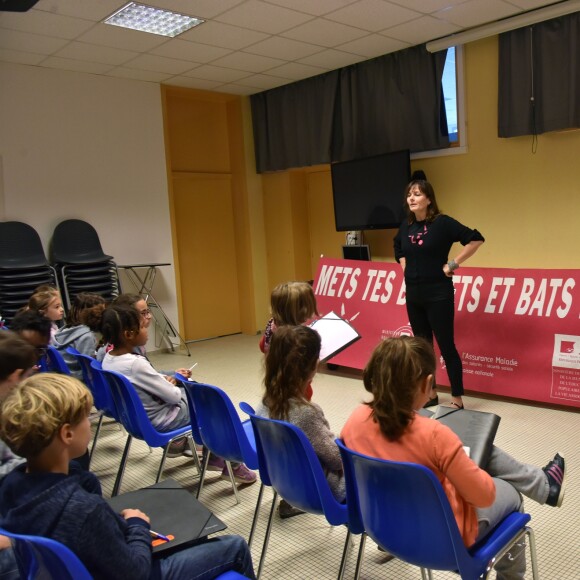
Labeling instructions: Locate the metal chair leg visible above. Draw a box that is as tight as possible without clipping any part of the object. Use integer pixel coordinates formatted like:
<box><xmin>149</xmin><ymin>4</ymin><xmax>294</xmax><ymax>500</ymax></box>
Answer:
<box><xmin>256</xmin><ymin>490</ymin><xmax>278</xmax><ymax>580</ymax></box>
<box><xmin>337</xmin><ymin>529</ymin><xmax>352</xmax><ymax>580</ymax></box>
<box><xmin>89</xmin><ymin>413</ymin><xmax>104</xmax><ymax>465</ymax></box>
<box><xmin>353</xmin><ymin>533</ymin><xmax>367</xmax><ymax>580</ymax></box>
<box><xmin>112</xmin><ymin>434</ymin><xmax>133</xmax><ymax>497</ymax></box>
<box><xmin>224</xmin><ymin>460</ymin><xmax>240</xmax><ymax>504</ymax></box>
<box><xmin>526</xmin><ymin>527</ymin><xmax>539</xmax><ymax>580</ymax></box>
<box><xmin>155</xmin><ymin>444</ymin><xmax>169</xmax><ymax>483</ymax></box>
<box><xmin>196</xmin><ymin>452</ymin><xmax>210</xmax><ymax>499</ymax></box>
<box><xmin>248</xmin><ymin>483</ymin><xmax>265</xmax><ymax>549</ymax></box>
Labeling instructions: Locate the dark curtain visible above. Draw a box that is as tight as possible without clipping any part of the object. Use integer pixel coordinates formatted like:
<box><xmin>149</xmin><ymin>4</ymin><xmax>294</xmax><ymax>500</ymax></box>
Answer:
<box><xmin>498</xmin><ymin>12</ymin><xmax>580</xmax><ymax>137</ymax></box>
<box><xmin>250</xmin><ymin>45</ymin><xmax>449</xmax><ymax>173</ymax></box>
<box><xmin>332</xmin><ymin>45</ymin><xmax>449</xmax><ymax>162</ymax></box>
<box><xmin>250</xmin><ymin>71</ymin><xmax>339</xmax><ymax>173</ymax></box>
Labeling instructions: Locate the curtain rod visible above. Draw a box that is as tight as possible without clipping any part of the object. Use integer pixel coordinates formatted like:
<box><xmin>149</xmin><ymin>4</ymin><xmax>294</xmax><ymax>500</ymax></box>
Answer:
<box><xmin>426</xmin><ymin>0</ymin><xmax>580</xmax><ymax>52</ymax></box>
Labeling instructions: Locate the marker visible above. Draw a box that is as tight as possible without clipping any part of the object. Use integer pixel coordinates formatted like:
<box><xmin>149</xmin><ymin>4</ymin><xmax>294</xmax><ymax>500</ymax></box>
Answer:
<box><xmin>188</xmin><ymin>362</ymin><xmax>198</xmax><ymax>371</ymax></box>
<box><xmin>150</xmin><ymin>530</ymin><xmax>170</xmax><ymax>542</ymax></box>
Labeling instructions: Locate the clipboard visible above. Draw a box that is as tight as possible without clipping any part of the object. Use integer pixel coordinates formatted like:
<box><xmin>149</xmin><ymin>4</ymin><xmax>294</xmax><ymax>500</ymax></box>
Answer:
<box><xmin>309</xmin><ymin>311</ymin><xmax>361</xmax><ymax>362</ymax></box>
<box><xmin>419</xmin><ymin>407</ymin><xmax>501</xmax><ymax>468</ymax></box>
<box><xmin>107</xmin><ymin>478</ymin><xmax>226</xmax><ymax>556</ymax></box>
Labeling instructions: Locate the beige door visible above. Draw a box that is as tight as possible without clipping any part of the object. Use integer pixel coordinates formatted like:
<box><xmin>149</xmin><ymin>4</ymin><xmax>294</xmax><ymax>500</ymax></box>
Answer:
<box><xmin>172</xmin><ymin>173</ymin><xmax>241</xmax><ymax>340</ymax></box>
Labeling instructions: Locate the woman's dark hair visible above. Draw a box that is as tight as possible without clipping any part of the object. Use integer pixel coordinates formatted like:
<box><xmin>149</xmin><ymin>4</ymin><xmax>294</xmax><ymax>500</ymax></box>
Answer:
<box><xmin>363</xmin><ymin>336</ymin><xmax>436</xmax><ymax>441</ymax></box>
<box><xmin>100</xmin><ymin>305</ymin><xmax>140</xmax><ymax>345</ymax></box>
<box><xmin>263</xmin><ymin>325</ymin><xmax>321</xmax><ymax>421</ymax></box>
<box><xmin>10</xmin><ymin>311</ymin><xmax>52</xmax><ymax>343</ymax></box>
<box><xmin>0</xmin><ymin>331</ymin><xmax>36</xmax><ymax>381</ymax></box>
<box><xmin>404</xmin><ymin>180</ymin><xmax>441</xmax><ymax>224</ymax></box>
<box><xmin>66</xmin><ymin>293</ymin><xmax>106</xmax><ymax>330</ymax></box>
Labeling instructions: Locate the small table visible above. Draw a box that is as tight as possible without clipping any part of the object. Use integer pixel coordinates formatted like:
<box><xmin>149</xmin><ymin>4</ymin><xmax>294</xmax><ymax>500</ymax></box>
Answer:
<box><xmin>117</xmin><ymin>263</ymin><xmax>190</xmax><ymax>356</ymax></box>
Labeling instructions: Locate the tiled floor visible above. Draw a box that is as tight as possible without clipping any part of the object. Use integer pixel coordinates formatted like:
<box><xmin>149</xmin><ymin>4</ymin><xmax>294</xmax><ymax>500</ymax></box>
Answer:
<box><xmin>91</xmin><ymin>334</ymin><xmax>580</xmax><ymax>579</ymax></box>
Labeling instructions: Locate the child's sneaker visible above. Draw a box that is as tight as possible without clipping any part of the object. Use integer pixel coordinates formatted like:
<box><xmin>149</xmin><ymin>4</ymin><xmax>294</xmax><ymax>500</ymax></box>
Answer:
<box><xmin>165</xmin><ymin>438</ymin><xmax>187</xmax><ymax>458</ymax></box>
<box><xmin>278</xmin><ymin>499</ymin><xmax>305</xmax><ymax>519</ymax></box>
<box><xmin>221</xmin><ymin>463</ymin><xmax>257</xmax><ymax>484</ymax></box>
<box><xmin>206</xmin><ymin>455</ymin><xmax>226</xmax><ymax>472</ymax></box>
<box><xmin>543</xmin><ymin>453</ymin><xmax>566</xmax><ymax>507</ymax></box>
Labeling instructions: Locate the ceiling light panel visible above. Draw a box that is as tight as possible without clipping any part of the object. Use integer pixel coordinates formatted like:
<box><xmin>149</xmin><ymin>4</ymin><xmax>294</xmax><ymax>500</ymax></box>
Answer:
<box><xmin>104</xmin><ymin>2</ymin><xmax>204</xmax><ymax>38</ymax></box>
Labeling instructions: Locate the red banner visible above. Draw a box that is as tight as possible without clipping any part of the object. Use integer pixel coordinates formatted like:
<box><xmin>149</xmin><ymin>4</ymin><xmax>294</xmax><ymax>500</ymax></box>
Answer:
<box><xmin>314</xmin><ymin>258</ymin><xmax>580</xmax><ymax>408</ymax></box>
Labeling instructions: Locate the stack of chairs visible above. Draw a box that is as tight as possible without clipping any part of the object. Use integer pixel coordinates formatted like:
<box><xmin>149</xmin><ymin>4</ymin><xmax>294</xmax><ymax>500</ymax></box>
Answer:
<box><xmin>50</xmin><ymin>219</ymin><xmax>120</xmax><ymax>310</ymax></box>
<box><xmin>0</xmin><ymin>221</ymin><xmax>56</xmax><ymax>325</ymax></box>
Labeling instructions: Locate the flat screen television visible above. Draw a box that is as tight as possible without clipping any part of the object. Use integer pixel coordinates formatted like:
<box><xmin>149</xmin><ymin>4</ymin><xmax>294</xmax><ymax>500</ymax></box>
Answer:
<box><xmin>331</xmin><ymin>150</ymin><xmax>411</xmax><ymax>231</ymax></box>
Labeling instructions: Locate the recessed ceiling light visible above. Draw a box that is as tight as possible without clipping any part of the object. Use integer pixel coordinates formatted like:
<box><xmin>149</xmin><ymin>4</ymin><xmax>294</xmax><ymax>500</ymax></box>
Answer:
<box><xmin>103</xmin><ymin>2</ymin><xmax>204</xmax><ymax>38</ymax></box>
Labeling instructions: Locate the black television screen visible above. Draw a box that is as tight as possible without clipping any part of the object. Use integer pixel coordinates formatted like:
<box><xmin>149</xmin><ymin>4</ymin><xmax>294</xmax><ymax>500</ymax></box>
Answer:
<box><xmin>331</xmin><ymin>150</ymin><xmax>411</xmax><ymax>231</ymax></box>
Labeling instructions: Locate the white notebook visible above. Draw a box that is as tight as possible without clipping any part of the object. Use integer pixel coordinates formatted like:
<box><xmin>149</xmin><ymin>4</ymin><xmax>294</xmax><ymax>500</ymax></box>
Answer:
<box><xmin>309</xmin><ymin>311</ymin><xmax>361</xmax><ymax>362</ymax></box>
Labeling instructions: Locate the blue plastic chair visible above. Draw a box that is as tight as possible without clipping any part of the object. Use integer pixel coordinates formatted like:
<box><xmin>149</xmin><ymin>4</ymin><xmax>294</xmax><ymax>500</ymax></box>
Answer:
<box><xmin>336</xmin><ymin>440</ymin><xmax>539</xmax><ymax>580</ymax></box>
<box><xmin>183</xmin><ymin>382</ymin><xmax>258</xmax><ymax>508</ymax></box>
<box><xmin>90</xmin><ymin>361</ymin><xmax>196</xmax><ymax>496</ymax></box>
<box><xmin>39</xmin><ymin>345</ymin><xmax>71</xmax><ymax>374</ymax></box>
<box><xmin>0</xmin><ymin>528</ymin><xmax>92</xmax><ymax>580</ymax></box>
<box><xmin>66</xmin><ymin>347</ymin><xmax>122</xmax><ymax>464</ymax></box>
<box><xmin>241</xmin><ymin>403</ymin><xmax>351</xmax><ymax>580</ymax></box>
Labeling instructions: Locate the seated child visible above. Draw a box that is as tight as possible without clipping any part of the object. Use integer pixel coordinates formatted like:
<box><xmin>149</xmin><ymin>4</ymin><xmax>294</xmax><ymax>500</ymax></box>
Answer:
<box><xmin>258</xmin><ymin>325</ymin><xmax>344</xmax><ymax>517</ymax></box>
<box><xmin>25</xmin><ymin>287</ymin><xmax>64</xmax><ymax>341</ymax></box>
<box><xmin>341</xmin><ymin>336</ymin><xmax>566</xmax><ymax>579</ymax></box>
<box><xmin>100</xmin><ymin>305</ymin><xmax>256</xmax><ymax>483</ymax></box>
<box><xmin>9</xmin><ymin>310</ymin><xmax>52</xmax><ymax>367</ymax></box>
<box><xmin>259</xmin><ymin>281</ymin><xmax>319</xmax><ymax>354</ymax></box>
<box><xmin>53</xmin><ymin>292</ymin><xmax>106</xmax><ymax>379</ymax></box>
<box><xmin>0</xmin><ymin>373</ymin><xmax>256</xmax><ymax>580</ymax></box>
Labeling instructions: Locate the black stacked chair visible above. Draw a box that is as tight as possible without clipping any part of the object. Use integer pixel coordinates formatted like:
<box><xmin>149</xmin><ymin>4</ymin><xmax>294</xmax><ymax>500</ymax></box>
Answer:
<box><xmin>0</xmin><ymin>221</ymin><xmax>57</xmax><ymax>325</ymax></box>
<box><xmin>50</xmin><ymin>219</ymin><xmax>120</xmax><ymax>310</ymax></box>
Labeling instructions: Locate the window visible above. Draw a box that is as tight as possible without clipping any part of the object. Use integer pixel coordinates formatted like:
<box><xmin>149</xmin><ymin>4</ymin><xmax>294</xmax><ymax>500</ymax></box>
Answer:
<box><xmin>442</xmin><ymin>46</ymin><xmax>458</xmax><ymax>143</ymax></box>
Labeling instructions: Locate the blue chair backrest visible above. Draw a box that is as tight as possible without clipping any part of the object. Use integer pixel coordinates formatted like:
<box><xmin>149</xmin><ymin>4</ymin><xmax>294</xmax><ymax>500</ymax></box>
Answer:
<box><xmin>67</xmin><ymin>348</ymin><xmax>115</xmax><ymax>417</ymax></box>
<box><xmin>91</xmin><ymin>362</ymin><xmax>161</xmax><ymax>445</ymax></box>
<box><xmin>336</xmin><ymin>441</ymin><xmax>471</xmax><ymax>571</ymax></box>
<box><xmin>244</xmin><ymin>406</ymin><xmax>347</xmax><ymax>525</ymax></box>
<box><xmin>184</xmin><ymin>382</ymin><xmax>258</xmax><ymax>469</ymax></box>
<box><xmin>175</xmin><ymin>374</ymin><xmax>203</xmax><ymax>446</ymax></box>
<box><xmin>0</xmin><ymin>528</ymin><xmax>92</xmax><ymax>580</ymax></box>
<box><xmin>335</xmin><ymin>439</ymin><xmax>365</xmax><ymax>536</ymax></box>
<box><xmin>39</xmin><ymin>345</ymin><xmax>71</xmax><ymax>375</ymax></box>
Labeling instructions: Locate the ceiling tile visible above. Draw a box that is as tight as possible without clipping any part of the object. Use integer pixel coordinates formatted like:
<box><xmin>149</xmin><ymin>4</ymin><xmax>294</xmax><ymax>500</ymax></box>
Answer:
<box><xmin>76</xmin><ymin>23</ymin><xmax>167</xmax><ymax>52</ymax></box>
<box><xmin>235</xmin><ymin>73</ymin><xmax>293</xmax><ymax>89</ymax></box>
<box><xmin>298</xmin><ymin>48</ymin><xmax>363</xmax><ymax>69</ymax></box>
<box><xmin>0</xmin><ymin>48</ymin><xmax>46</xmax><ymax>66</ymax></box>
<box><xmin>215</xmin><ymin>82</ymin><xmax>260</xmax><ymax>95</ymax></box>
<box><xmin>149</xmin><ymin>0</ymin><xmax>247</xmax><ymax>19</ymax></box>
<box><xmin>281</xmin><ymin>18</ymin><xmax>369</xmax><ymax>47</ymax></box>
<box><xmin>325</xmin><ymin>0</ymin><xmax>421</xmax><ymax>32</ymax></box>
<box><xmin>211</xmin><ymin>51</ymin><xmax>286</xmax><ymax>73</ymax></box>
<box><xmin>106</xmin><ymin>66</ymin><xmax>173</xmax><ymax>82</ymax></box>
<box><xmin>265</xmin><ymin>61</ymin><xmax>329</xmax><ymax>80</ymax></box>
<box><xmin>179</xmin><ymin>21</ymin><xmax>269</xmax><ymax>49</ymax></box>
<box><xmin>264</xmin><ymin>0</ymin><xmax>359</xmax><ymax>17</ymax></box>
<box><xmin>434</xmin><ymin>0</ymin><xmax>521</xmax><ymax>28</ymax></box>
<box><xmin>32</xmin><ymin>0</ymin><xmax>126</xmax><ymax>22</ymax></box>
<box><xmin>215</xmin><ymin>0</ymin><xmax>314</xmax><ymax>34</ymax></box>
<box><xmin>0</xmin><ymin>9</ymin><xmax>95</xmax><ymax>39</ymax></box>
<box><xmin>124</xmin><ymin>54</ymin><xmax>197</xmax><ymax>75</ymax></box>
<box><xmin>181</xmin><ymin>64</ymin><xmax>251</xmax><ymax>82</ymax></box>
<box><xmin>0</xmin><ymin>29</ymin><xmax>69</xmax><ymax>54</ymax></box>
<box><xmin>54</xmin><ymin>41</ymin><xmax>138</xmax><ymax>66</ymax></box>
<box><xmin>162</xmin><ymin>75</ymin><xmax>223</xmax><ymax>90</ymax></box>
<box><xmin>150</xmin><ymin>39</ymin><xmax>232</xmax><ymax>63</ymax></box>
<box><xmin>41</xmin><ymin>56</ymin><xmax>113</xmax><ymax>74</ymax></box>
<box><xmin>337</xmin><ymin>33</ymin><xmax>408</xmax><ymax>57</ymax></box>
<box><xmin>505</xmin><ymin>0</ymin><xmax>555</xmax><ymax>9</ymax></box>
<box><xmin>382</xmin><ymin>15</ymin><xmax>461</xmax><ymax>44</ymax></box>
<box><xmin>387</xmin><ymin>0</ymin><xmax>470</xmax><ymax>14</ymax></box>
<box><xmin>243</xmin><ymin>36</ymin><xmax>324</xmax><ymax>60</ymax></box>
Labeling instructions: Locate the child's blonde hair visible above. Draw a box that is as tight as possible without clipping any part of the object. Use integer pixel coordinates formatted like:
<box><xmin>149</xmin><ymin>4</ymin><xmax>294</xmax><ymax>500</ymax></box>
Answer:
<box><xmin>27</xmin><ymin>289</ymin><xmax>61</xmax><ymax>314</ymax></box>
<box><xmin>271</xmin><ymin>281</ymin><xmax>318</xmax><ymax>326</ymax></box>
<box><xmin>0</xmin><ymin>374</ymin><xmax>93</xmax><ymax>459</ymax></box>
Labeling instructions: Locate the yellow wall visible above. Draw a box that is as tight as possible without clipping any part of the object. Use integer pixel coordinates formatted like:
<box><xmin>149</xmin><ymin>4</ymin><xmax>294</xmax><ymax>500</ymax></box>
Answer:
<box><xmin>261</xmin><ymin>35</ymin><xmax>580</xmax><ymax>287</ymax></box>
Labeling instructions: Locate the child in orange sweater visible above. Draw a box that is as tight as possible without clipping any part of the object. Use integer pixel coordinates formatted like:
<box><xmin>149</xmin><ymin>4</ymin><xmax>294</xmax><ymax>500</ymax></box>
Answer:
<box><xmin>342</xmin><ymin>336</ymin><xmax>565</xmax><ymax>579</ymax></box>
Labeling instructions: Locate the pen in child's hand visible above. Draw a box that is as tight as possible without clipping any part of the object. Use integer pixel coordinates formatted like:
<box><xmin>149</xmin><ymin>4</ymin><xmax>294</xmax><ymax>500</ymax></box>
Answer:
<box><xmin>150</xmin><ymin>530</ymin><xmax>171</xmax><ymax>542</ymax></box>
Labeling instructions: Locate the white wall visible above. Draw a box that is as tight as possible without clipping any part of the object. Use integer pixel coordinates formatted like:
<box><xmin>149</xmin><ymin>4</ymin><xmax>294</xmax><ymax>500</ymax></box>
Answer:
<box><xmin>0</xmin><ymin>62</ymin><xmax>180</xmax><ymax>350</ymax></box>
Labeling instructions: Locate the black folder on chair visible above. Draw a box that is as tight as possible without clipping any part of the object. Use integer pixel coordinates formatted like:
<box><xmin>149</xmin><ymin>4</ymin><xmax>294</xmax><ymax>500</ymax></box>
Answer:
<box><xmin>107</xmin><ymin>478</ymin><xmax>226</xmax><ymax>556</ymax></box>
<box><xmin>419</xmin><ymin>408</ymin><xmax>501</xmax><ymax>469</ymax></box>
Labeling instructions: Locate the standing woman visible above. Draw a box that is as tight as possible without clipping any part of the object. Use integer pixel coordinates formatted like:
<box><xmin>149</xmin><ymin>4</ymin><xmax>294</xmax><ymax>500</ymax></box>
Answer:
<box><xmin>394</xmin><ymin>179</ymin><xmax>484</xmax><ymax>409</ymax></box>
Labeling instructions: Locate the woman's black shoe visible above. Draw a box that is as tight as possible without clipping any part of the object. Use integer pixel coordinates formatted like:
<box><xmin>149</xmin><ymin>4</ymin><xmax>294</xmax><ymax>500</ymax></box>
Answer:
<box><xmin>423</xmin><ymin>395</ymin><xmax>439</xmax><ymax>408</ymax></box>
